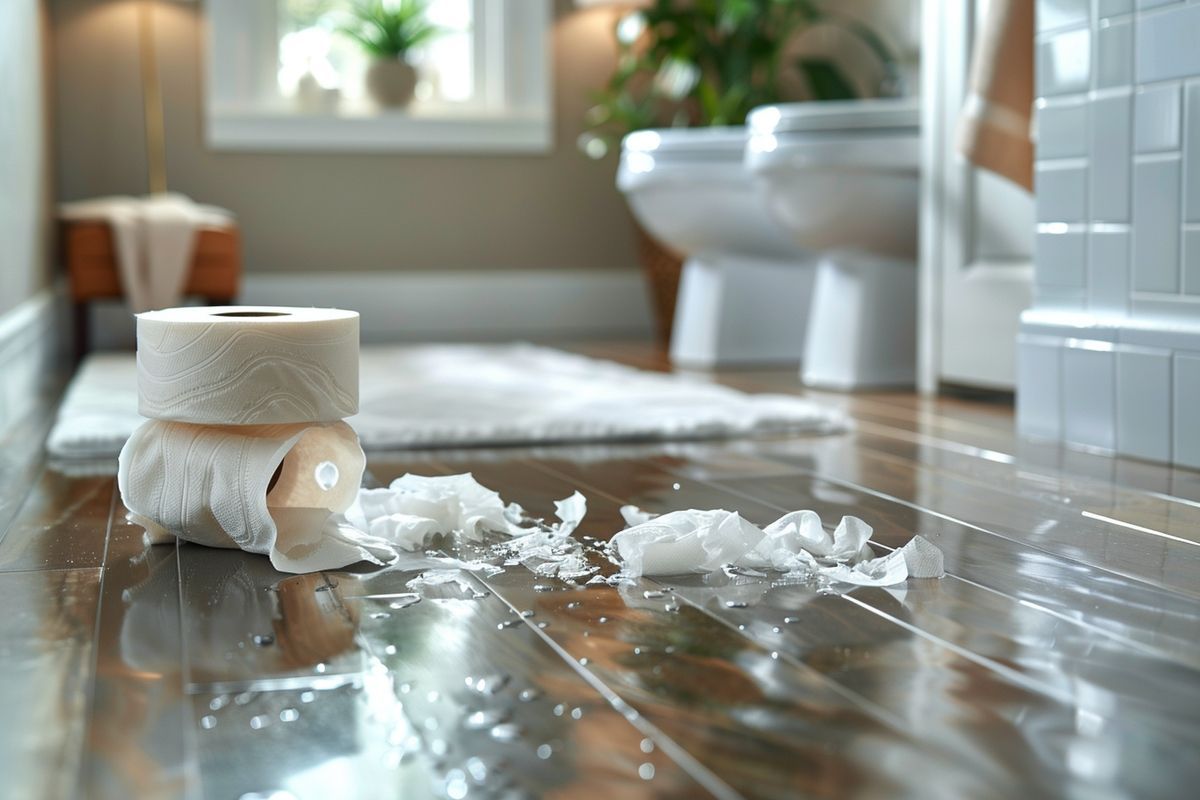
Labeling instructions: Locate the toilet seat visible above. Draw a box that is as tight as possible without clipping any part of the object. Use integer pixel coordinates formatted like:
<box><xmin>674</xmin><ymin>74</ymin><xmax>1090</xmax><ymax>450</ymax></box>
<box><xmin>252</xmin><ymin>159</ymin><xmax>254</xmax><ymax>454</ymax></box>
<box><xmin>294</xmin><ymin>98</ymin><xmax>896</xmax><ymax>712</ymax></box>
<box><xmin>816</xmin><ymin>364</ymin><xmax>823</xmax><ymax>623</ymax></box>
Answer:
<box><xmin>746</xmin><ymin>98</ymin><xmax>921</xmax><ymax>172</ymax></box>
<box><xmin>618</xmin><ymin>127</ymin><xmax>750</xmax><ymax>193</ymax></box>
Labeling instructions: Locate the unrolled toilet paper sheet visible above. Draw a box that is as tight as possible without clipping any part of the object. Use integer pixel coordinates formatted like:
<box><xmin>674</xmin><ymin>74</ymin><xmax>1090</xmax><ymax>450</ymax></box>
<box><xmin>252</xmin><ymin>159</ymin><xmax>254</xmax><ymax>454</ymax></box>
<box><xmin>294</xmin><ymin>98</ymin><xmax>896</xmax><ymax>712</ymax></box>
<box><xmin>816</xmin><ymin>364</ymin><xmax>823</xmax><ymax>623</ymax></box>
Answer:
<box><xmin>610</xmin><ymin>506</ymin><xmax>944</xmax><ymax>586</ymax></box>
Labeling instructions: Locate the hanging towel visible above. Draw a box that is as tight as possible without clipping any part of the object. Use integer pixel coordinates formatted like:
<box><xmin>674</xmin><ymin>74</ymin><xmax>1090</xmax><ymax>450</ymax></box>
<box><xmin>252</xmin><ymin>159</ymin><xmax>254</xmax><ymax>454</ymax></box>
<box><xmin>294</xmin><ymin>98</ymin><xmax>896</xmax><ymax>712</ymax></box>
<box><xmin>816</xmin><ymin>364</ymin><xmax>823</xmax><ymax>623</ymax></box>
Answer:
<box><xmin>59</xmin><ymin>194</ymin><xmax>234</xmax><ymax>312</ymax></box>
<box><xmin>957</xmin><ymin>0</ymin><xmax>1034</xmax><ymax>190</ymax></box>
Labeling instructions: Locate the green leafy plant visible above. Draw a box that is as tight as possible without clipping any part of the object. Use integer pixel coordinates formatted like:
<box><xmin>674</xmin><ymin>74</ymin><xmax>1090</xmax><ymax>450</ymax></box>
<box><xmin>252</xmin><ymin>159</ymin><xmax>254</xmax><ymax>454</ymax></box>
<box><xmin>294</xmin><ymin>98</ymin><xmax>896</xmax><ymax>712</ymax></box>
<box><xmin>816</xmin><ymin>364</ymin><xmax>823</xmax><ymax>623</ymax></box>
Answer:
<box><xmin>581</xmin><ymin>0</ymin><xmax>900</xmax><ymax>157</ymax></box>
<box><xmin>337</xmin><ymin>0</ymin><xmax>442</xmax><ymax>60</ymax></box>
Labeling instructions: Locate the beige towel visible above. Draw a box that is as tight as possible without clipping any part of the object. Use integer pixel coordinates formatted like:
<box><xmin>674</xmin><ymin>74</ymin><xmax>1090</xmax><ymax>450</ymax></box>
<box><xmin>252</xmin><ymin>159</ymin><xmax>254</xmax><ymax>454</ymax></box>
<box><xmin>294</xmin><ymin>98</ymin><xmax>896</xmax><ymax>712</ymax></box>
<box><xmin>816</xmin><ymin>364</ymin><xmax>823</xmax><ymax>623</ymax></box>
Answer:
<box><xmin>957</xmin><ymin>0</ymin><xmax>1034</xmax><ymax>190</ymax></box>
<box><xmin>59</xmin><ymin>193</ymin><xmax>234</xmax><ymax>312</ymax></box>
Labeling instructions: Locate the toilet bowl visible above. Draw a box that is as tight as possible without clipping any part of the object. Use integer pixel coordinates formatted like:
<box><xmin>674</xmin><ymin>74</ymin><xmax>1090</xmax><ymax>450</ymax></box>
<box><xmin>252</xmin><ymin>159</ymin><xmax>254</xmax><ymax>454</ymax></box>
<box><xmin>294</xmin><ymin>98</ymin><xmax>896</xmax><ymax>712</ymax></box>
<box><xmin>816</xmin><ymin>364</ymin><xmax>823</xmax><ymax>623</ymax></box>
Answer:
<box><xmin>746</xmin><ymin>98</ymin><xmax>921</xmax><ymax>389</ymax></box>
<box><xmin>617</xmin><ymin>127</ymin><xmax>818</xmax><ymax>367</ymax></box>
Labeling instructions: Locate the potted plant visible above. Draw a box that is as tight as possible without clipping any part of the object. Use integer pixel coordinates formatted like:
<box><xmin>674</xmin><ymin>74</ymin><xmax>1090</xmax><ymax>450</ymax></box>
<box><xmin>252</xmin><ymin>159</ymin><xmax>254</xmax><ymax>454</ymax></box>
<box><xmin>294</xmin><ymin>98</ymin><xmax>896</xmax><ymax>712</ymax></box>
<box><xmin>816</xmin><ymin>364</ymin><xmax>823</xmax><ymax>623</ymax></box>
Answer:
<box><xmin>338</xmin><ymin>0</ymin><xmax>442</xmax><ymax>109</ymax></box>
<box><xmin>580</xmin><ymin>0</ymin><xmax>901</xmax><ymax>342</ymax></box>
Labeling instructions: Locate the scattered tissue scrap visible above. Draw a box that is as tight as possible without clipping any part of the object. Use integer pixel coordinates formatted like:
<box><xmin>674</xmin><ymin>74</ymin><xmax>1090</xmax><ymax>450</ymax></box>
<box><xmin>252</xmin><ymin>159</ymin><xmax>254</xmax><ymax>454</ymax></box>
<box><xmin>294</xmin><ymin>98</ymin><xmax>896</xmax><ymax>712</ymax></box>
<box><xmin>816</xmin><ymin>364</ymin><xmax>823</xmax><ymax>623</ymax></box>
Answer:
<box><xmin>610</xmin><ymin>506</ymin><xmax>944</xmax><ymax>587</ymax></box>
<box><xmin>327</xmin><ymin>473</ymin><xmax>587</xmax><ymax>569</ymax></box>
<box><xmin>327</xmin><ymin>473</ymin><xmax>942</xmax><ymax>591</ymax></box>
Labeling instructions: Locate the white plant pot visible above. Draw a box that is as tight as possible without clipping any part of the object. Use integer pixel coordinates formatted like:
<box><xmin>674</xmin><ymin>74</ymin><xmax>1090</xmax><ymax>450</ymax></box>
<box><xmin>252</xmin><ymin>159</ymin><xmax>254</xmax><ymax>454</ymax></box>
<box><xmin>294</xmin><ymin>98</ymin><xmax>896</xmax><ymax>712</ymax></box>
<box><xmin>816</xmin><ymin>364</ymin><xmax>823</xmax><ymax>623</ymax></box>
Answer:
<box><xmin>366</xmin><ymin>59</ymin><xmax>418</xmax><ymax>109</ymax></box>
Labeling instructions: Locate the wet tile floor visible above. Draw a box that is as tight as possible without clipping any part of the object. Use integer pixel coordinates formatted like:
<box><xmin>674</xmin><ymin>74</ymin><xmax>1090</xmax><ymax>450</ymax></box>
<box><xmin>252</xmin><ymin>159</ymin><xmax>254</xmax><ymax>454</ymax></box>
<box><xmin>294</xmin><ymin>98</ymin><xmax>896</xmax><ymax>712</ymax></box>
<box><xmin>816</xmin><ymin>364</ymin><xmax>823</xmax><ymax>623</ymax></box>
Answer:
<box><xmin>1</xmin><ymin>344</ymin><xmax>1199</xmax><ymax>799</ymax></box>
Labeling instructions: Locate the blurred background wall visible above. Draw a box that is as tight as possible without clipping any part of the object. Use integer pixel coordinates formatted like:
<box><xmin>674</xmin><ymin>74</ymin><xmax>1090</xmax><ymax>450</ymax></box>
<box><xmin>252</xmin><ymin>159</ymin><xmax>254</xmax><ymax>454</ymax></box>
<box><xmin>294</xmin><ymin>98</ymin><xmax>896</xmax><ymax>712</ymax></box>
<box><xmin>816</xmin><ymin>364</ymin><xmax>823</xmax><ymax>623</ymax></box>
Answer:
<box><xmin>51</xmin><ymin>0</ymin><xmax>636</xmax><ymax>276</ymax></box>
<box><xmin>0</xmin><ymin>0</ymin><xmax>52</xmax><ymax>316</ymax></box>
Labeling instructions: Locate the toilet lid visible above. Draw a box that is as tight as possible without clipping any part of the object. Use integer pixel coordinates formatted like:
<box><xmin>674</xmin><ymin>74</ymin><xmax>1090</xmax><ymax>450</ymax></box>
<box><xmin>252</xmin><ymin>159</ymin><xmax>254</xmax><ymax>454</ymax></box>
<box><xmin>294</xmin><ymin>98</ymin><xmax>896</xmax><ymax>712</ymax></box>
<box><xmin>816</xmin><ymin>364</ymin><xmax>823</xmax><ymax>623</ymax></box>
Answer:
<box><xmin>748</xmin><ymin>97</ymin><xmax>920</xmax><ymax>136</ymax></box>
<box><xmin>622</xmin><ymin>126</ymin><xmax>746</xmax><ymax>160</ymax></box>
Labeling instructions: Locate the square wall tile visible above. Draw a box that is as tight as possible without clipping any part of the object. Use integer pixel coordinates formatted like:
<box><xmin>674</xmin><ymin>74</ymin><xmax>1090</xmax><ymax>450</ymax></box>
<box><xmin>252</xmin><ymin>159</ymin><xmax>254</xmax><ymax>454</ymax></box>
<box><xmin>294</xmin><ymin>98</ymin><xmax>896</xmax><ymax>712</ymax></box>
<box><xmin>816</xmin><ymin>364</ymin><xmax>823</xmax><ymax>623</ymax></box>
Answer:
<box><xmin>1037</xmin><ymin>27</ymin><xmax>1091</xmax><ymax>97</ymax></box>
<box><xmin>1132</xmin><ymin>157</ymin><xmax>1182</xmax><ymax>292</ymax></box>
<box><xmin>1136</xmin><ymin>2</ymin><xmax>1200</xmax><ymax>83</ymax></box>
<box><xmin>1095</xmin><ymin>18</ymin><xmax>1133</xmax><ymax>89</ymax></box>
<box><xmin>1134</xmin><ymin>84</ymin><xmax>1181</xmax><ymax>154</ymax></box>
<box><xmin>1037</xmin><ymin>100</ymin><xmax>1089</xmax><ymax>158</ymax></box>
<box><xmin>1184</xmin><ymin>229</ymin><xmax>1200</xmax><ymax>295</ymax></box>
<box><xmin>1037</xmin><ymin>163</ymin><xmax>1088</xmax><ymax>222</ymax></box>
<box><xmin>1116</xmin><ymin>347</ymin><xmax>1171</xmax><ymax>461</ymax></box>
<box><xmin>1062</xmin><ymin>343</ymin><xmax>1117</xmax><ymax>450</ymax></box>
<box><xmin>1088</xmin><ymin>228</ymin><xmax>1131</xmax><ymax>313</ymax></box>
<box><xmin>1089</xmin><ymin>93</ymin><xmax>1132</xmax><ymax>222</ymax></box>
<box><xmin>1186</xmin><ymin>83</ymin><xmax>1200</xmax><ymax>223</ymax></box>
<box><xmin>1039</xmin><ymin>0</ymin><xmax>1089</xmax><ymax>32</ymax></box>
<box><xmin>1036</xmin><ymin>229</ymin><xmax>1087</xmax><ymax>286</ymax></box>
<box><xmin>1017</xmin><ymin>335</ymin><xmax>1062</xmax><ymax>439</ymax></box>
<box><xmin>1173</xmin><ymin>353</ymin><xmax>1200</xmax><ymax>468</ymax></box>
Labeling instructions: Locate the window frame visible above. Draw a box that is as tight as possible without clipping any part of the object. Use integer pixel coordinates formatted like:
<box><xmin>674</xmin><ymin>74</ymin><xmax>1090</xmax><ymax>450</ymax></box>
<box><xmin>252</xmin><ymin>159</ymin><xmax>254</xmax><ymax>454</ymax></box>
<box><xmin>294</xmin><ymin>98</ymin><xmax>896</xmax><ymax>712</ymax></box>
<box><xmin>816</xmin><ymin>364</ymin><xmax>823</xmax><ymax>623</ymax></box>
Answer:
<box><xmin>204</xmin><ymin>0</ymin><xmax>553</xmax><ymax>154</ymax></box>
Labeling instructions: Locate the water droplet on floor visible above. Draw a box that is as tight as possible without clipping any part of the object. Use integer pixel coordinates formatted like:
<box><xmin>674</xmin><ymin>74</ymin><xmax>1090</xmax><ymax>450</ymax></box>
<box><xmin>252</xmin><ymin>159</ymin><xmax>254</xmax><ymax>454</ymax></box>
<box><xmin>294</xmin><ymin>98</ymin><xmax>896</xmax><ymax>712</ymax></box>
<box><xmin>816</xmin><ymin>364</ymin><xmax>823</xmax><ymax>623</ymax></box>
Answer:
<box><xmin>570</xmin><ymin>707</ymin><xmax>583</xmax><ymax>720</ymax></box>
<box><xmin>520</xmin><ymin>610</ymin><xmax>534</xmax><ymax>618</ymax></box>
<box><xmin>497</xmin><ymin>619</ymin><xmax>520</xmax><ymax>630</ymax></box>
<box><xmin>536</xmin><ymin>621</ymin><xmax>549</xmax><ymax>629</ymax></box>
<box><xmin>490</xmin><ymin>723</ymin><xmax>523</xmax><ymax>742</ymax></box>
<box><xmin>664</xmin><ymin>602</ymin><xmax>680</xmax><ymax>613</ymax></box>
<box><xmin>249</xmin><ymin>714</ymin><xmax>271</xmax><ymax>730</ymax></box>
<box><xmin>234</xmin><ymin>692</ymin><xmax>258</xmax><ymax>706</ymax></box>
<box><xmin>536</xmin><ymin>743</ymin><xmax>553</xmax><ymax>760</ymax></box>
<box><xmin>672</xmin><ymin>483</ymin><xmax>681</xmax><ymax>490</ymax></box>
<box><xmin>370</xmin><ymin>611</ymin><xmax>390</xmax><ymax>620</ymax></box>
<box><xmin>566</xmin><ymin>601</ymin><xmax>581</xmax><ymax>609</ymax></box>
<box><xmin>638</xmin><ymin>762</ymin><xmax>656</xmax><ymax>780</ymax></box>
<box><xmin>772</xmin><ymin>626</ymin><xmax>782</xmax><ymax>633</ymax></box>
<box><xmin>252</xmin><ymin>634</ymin><xmax>275</xmax><ymax>647</ymax></box>
<box><xmin>597</xmin><ymin>616</ymin><xmax>608</xmax><ymax>624</ymax></box>
<box><xmin>553</xmin><ymin>703</ymin><xmax>566</xmax><ymax>716</ymax></box>
<box><xmin>315</xmin><ymin>663</ymin><xmax>327</xmax><ymax>674</ymax></box>
<box><xmin>533</xmin><ymin>584</ymin><xmax>555</xmax><ymax>592</ymax></box>
<box><xmin>444</xmin><ymin>770</ymin><xmax>469</xmax><ymax>800</ymax></box>
<box><xmin>725</xmin><ymin>600</ymin><xmax>748</xmax><ymax>609</ymax></box>
<box><xmin>640</xmin><ymin>738</ymin><xmax>654</xmax><ymax>753</ymax></box>
<box><xmin>384</xmin><ymin>644</ymin><xmax>397</xmax><ymax>655</ymax></box>
<box><xmin>388</xmin><ymin>594</ymin><xmax>421</xmax><ymax>610</ymax></box>
<box><xmin>279</xmin><ymin>708</ymin><xmax>299</xmax><ymax>722</ymax></box>
<box><xmin>579</xmin><ymin>657</ymin><xmax>589</xmax><ymax>666</ymax></box>
<box><xmin>468</xmin><ymin>674</ymin><xmax>509</xmax><ymax>695</ymax></box>
<box><xmin>466</xmin><ymin>757</ymin><xmax>488</xmax><ymax>782</ymax></box>
<box><xmin>518</xmin><ymin>688</ymin><xmax>542</xmax><ymax>702</ymax></box>
<box><xmin>430</xmin><ymin>738</ymin><xmax>449</xmax><ymax>756</ymax></box>
<box><xmin>200</xmin><ymin>715</ymin><xmax>217</xmax><ymax>730</ymax></box>
<box><xmin>465</xmin><ymin>709</ymin><xmax>508</xmax><ymax>730</ymax></box>
<box><xmin>300</xmin><ymin>691</ymin><xmax>315</xmax><ymax>703</ymax></box>
<box><xmin>209</xmin><ymin>695</ymin><xmax>231</xmax><ymax>712</ymax></box>
<box><xmin>642</xmin><ymin>590</ymin><xmax>665</xmax><ymax>599</ymax></box>
<box><xmin>771</xmin><ymin>651</ymin><xmax>780</xmax><ymax>660</ymax></box>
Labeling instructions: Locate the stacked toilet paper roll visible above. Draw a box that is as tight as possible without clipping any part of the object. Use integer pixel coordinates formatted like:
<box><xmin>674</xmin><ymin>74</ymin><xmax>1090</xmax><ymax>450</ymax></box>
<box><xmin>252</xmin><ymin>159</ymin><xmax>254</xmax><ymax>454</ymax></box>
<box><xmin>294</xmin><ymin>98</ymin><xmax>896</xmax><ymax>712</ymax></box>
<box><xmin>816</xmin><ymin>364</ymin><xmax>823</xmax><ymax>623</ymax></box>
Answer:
<box><xmin>117</xmin><ymin>306</ymin><xmax>371</xmax><ymax>572</ymax></box>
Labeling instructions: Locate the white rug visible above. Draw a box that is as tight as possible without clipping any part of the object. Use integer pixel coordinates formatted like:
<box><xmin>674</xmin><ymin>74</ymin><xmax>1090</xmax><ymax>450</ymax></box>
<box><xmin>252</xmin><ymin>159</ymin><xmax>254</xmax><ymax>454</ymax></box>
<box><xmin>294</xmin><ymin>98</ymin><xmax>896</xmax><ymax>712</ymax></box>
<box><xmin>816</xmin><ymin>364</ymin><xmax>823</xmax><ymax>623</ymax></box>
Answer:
<box><xmin>46</xmin><ymin>344</ymin><xmax>846</xmax><ymax>459</ymax></box>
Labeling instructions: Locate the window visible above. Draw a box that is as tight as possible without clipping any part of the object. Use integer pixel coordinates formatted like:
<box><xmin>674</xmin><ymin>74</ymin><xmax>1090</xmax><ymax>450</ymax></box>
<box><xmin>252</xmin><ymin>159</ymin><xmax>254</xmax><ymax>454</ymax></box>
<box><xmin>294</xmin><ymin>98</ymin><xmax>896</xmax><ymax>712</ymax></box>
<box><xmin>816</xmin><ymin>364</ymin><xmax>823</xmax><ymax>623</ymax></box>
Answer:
<box><xmin>206</xmin><ymin>0</ymin><xmax>552</xmax><ymax>153</ymax></box>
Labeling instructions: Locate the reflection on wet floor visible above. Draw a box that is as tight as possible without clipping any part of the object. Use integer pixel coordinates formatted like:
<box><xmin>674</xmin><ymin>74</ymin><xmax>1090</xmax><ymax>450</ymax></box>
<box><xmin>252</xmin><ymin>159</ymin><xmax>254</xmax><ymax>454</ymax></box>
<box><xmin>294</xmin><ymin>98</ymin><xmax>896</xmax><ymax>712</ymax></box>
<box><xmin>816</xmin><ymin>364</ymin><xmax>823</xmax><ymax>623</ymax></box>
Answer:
<box><xmin>3</xmin><ymin>390</ymin><xmax>1200</xmax><ymax>797</ymax></box>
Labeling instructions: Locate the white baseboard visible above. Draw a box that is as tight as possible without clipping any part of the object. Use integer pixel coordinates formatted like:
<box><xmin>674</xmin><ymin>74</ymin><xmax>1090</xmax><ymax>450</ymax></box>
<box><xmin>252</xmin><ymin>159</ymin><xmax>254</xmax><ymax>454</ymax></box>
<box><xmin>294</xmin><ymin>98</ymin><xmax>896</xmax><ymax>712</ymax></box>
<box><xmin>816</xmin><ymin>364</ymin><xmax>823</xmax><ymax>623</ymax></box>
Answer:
<box><xmin>90</xmin><ymin>268</ymin><xmax>654</xmax><ymax>349</ymax></box>
<box><xmin>0</xmin><ymin>288</ymin><xmax>63</xmax><ymax>429</ymax></box>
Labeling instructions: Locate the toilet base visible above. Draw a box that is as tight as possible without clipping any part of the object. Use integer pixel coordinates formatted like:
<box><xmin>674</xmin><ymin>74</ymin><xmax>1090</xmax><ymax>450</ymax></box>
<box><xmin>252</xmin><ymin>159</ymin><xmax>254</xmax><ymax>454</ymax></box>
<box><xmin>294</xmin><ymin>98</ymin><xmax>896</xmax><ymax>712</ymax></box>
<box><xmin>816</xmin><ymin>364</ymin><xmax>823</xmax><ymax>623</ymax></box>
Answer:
<box><xmin>669</xmin><ymin>254</ymin><xmax>816</xmax><ymax>368</ymax></box>
<box><xmin>802</xmin><ymin>251</ymin><xmax>917</xmax><ymax>390</ymax></box>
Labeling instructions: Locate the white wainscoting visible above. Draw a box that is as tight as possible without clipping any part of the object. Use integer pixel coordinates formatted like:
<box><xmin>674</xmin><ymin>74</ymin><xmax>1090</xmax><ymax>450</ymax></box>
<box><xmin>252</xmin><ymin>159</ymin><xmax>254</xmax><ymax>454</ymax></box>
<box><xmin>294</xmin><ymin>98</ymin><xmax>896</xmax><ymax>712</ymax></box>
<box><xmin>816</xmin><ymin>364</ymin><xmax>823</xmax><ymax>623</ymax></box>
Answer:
<box><xmin>89</xmin><ymin>269</ymin><xmax>654</xmax><ymax>349</ymax></box>
<box><xmin>0</xmin><ymin>289</ymin><xmax>64</xmax><ymax>431</ymax></box>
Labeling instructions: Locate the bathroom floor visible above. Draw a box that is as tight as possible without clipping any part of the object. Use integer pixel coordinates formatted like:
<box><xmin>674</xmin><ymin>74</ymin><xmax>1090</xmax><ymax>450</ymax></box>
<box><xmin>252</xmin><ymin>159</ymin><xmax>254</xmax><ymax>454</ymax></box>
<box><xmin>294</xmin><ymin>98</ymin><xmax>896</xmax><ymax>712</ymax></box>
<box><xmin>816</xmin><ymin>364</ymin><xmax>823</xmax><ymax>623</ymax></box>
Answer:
<box><xmin>1</xmin><ymin>343</ymin><xmax>1198</xmax><ymax>799</ymax></box>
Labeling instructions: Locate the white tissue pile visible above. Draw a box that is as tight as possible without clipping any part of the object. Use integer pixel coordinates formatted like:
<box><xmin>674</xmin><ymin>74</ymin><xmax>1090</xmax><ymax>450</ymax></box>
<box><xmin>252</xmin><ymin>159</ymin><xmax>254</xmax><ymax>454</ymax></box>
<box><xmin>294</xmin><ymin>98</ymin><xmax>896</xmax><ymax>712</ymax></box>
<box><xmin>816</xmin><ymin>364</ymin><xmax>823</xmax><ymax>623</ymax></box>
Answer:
<box><xmin>611</xmin><ymin>506</ymin><xmax>944</xmax><ymax>586</ymax></box>
<box><xmin>329</xmin><ymin>473</ymin><xmax>943</xmax><ymax>590</ymax></box>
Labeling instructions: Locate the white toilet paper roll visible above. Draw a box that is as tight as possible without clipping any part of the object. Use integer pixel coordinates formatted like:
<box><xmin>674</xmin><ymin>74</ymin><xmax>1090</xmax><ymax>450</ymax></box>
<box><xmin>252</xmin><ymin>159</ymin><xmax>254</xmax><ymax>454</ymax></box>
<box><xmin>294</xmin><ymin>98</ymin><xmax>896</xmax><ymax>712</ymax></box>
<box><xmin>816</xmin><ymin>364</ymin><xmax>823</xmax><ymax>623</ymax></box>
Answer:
<box><xmin>117</xmin><ymin>419</ymin><xmax>380</xmax><ymax>571</ymax></box>
<box><xmin>136</xmin><ymin>306</ymin><xmax>359</xmax><ymax>424</ymax></box>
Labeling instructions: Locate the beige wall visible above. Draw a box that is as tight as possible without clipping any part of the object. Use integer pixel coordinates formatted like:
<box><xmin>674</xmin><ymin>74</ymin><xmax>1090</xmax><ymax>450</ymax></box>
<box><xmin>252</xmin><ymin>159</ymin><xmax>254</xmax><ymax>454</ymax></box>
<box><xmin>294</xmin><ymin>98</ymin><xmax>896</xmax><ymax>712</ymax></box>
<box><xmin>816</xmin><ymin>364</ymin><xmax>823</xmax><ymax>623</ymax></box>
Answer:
<box><xmin>0</xmin><ymin>0</ymin><xmax>52</xmax><ymax>316</ymax></box>
<box><xmin>51</xmin><ymin>0</ymin><xmax>637</xmax><ymax>275</ymax></box>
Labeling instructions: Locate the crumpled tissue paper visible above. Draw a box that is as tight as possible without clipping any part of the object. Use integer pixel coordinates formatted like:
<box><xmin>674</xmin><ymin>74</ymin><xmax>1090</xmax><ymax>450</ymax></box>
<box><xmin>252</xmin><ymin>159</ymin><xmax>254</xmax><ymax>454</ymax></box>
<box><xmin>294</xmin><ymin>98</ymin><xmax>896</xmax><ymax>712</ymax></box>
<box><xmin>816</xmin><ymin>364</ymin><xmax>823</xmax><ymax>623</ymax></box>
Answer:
<box><xmin>611</xmin><ymin>506</ymin><xmax>943</xmax><ymax>587</ymax></box>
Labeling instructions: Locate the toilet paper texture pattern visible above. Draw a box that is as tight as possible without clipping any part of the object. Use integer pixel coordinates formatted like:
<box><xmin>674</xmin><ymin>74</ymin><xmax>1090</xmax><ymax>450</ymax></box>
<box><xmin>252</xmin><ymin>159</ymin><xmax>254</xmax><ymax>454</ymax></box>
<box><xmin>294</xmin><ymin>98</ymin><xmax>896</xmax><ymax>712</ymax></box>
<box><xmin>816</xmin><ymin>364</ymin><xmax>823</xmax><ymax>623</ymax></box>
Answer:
<box><xmin>118</xmin><ymin>420</ymin><xmax>369</xmax><ymax>571</ymax></box>
<box><xmin>136</xmin><ymin>306</ymin><xmax>359</xmax><ymax>425</ymax></box>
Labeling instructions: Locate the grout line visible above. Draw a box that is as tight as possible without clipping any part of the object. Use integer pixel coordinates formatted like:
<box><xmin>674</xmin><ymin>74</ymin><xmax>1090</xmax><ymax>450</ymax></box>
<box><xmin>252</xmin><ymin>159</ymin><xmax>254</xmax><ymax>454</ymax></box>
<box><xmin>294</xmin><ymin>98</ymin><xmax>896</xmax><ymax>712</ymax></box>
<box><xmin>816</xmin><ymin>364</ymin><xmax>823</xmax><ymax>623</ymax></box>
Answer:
<box><xmin>74</xmin><ymin>480</ymin><xmax>120</xmax><ymax>800</ymax></box>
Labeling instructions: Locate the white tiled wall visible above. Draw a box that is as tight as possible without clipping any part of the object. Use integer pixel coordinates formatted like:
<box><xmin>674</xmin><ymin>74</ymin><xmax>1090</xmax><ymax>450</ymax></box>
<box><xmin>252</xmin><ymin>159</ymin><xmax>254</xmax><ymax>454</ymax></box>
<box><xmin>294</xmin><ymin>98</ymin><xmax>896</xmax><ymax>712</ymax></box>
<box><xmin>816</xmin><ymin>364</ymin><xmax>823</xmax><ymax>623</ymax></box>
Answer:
<box><xmin>1020</xmin><ymin>0</ymin><xmax>1200</xmax><ymax>467</ymax></box>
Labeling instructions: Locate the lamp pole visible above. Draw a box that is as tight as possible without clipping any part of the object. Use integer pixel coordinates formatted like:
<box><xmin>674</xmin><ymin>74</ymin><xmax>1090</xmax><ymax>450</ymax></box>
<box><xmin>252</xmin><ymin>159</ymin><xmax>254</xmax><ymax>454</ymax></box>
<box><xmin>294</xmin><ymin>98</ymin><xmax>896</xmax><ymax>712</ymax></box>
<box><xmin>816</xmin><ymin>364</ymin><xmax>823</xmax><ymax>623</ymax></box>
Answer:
<box><xmin>137</xmin><ymin>0</ymin><xmax>168</xmax><ymax>194</ymax></box>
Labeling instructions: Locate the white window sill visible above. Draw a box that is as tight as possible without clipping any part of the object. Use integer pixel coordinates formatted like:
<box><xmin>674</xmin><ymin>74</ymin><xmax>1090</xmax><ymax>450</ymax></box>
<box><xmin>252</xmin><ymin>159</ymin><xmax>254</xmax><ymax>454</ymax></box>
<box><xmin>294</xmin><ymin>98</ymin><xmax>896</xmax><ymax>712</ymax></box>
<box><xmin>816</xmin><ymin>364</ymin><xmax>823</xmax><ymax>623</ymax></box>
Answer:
<box><xmin>206</xmin><ymin>109</ymin><xmax>553</xmax><ymax>154</ymax></box>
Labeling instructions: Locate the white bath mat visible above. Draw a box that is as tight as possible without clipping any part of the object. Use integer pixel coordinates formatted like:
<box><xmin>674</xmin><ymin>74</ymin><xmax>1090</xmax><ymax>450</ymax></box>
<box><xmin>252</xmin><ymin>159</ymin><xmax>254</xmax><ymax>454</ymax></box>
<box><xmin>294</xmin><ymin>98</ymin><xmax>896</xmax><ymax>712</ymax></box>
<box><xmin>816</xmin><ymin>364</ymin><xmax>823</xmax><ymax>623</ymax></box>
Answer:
<box><xmin>46</xmin><ymin>344</ymin><xmax>846</xmax><ymax>459</ymax></box>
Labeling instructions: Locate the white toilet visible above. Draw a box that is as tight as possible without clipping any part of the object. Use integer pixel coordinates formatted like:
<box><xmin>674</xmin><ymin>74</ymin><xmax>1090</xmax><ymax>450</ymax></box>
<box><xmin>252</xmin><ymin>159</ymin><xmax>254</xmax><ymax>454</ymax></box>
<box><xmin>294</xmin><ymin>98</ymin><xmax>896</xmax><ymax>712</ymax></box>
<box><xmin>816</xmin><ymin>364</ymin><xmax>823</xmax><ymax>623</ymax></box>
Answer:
<box><xmin>745</xmin><ymin>98</ymin><xmax>922</xmax><ymax>389</ymax></box>
<box><xmin>617</xmin><ymin>127</ymin><xmax>818</xmax><ymax>367</ymax></box>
